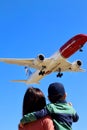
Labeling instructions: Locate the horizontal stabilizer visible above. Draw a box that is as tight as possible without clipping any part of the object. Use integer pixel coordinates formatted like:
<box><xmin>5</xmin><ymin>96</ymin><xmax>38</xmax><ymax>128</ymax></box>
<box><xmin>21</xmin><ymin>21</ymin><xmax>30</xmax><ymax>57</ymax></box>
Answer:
<box><xmin>11</xmin><ymin>80</ymin><xmax>40</xmax><ymax>84</ymax></box>
<box><xmin>11</xmin><ymin>80</ymin><xmax>27</xmax><ymax>83</ymax></box>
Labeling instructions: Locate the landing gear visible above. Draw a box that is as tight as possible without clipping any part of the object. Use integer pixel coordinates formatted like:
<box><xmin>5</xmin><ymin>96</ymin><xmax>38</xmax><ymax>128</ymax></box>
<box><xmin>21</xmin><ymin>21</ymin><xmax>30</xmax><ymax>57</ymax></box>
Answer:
<box><xmin>79</xmin><ymin>45</ymin><xmax>83</xmax><ymax>52</ymax></box>
<box><xmin>57</xmin><ymin>73</ymin><xmax>63</xmax><ymax>77</ymax></box>
<box><xmin>39</xmin><ymin>70</ymin><xmax>45</xmax><ymax>75</ymax></box>
<box><xmin>39</xmin><ymin>66</ymin><xmax>46</xmax><ymax>75</ymax></box>
<box><xmin>57</xmin><ymin>68</ymin><xmax>63</xmax><ymax>78</ymax></box>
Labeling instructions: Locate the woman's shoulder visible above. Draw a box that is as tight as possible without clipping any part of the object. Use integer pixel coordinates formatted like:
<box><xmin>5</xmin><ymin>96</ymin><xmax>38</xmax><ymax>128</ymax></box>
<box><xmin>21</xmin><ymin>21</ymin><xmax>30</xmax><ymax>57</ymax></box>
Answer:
<box><xmin>41</xmin><ymin>116</ymin><xmax>55</xmax><ymax>130</ymax></box>
<box><xmin>18</xmin><ymin>116</ymin><xmax>54</xmax><ymax>130</ymax></box>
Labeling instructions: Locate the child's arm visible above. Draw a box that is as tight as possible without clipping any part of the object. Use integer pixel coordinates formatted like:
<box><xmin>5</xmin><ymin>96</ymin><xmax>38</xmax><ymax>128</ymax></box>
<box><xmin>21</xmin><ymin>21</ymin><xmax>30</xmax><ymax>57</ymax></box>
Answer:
<box><xmin>20</xmin><ymin>107</ymin><xmax>48</xmax><ymax>124</ymax></box>
<box><xmin>68</xmin><ymin>103</ymin><xmax>79</xmax><ymax>122</ymax></box>
<box><xmin>20</xmin><ymin>113</ymin><xmax>37</xmax><ymax>124</ymax></box>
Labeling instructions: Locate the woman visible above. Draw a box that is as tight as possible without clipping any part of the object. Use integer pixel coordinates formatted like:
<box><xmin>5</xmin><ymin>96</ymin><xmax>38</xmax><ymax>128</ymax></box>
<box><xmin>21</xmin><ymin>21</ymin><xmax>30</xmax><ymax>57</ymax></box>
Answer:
<box><xmin>19</xmin><ymin>87</ymin><xmax>54</xmax><ymax>130</ymax></box>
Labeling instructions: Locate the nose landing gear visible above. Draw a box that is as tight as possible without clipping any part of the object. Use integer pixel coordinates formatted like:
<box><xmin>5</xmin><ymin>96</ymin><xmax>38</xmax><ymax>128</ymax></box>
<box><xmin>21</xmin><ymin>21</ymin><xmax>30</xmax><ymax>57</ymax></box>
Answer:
<box><xmin>79</xmin><ymin>45</ymin><xmax>83</xmax><ymax>52</ymax></box>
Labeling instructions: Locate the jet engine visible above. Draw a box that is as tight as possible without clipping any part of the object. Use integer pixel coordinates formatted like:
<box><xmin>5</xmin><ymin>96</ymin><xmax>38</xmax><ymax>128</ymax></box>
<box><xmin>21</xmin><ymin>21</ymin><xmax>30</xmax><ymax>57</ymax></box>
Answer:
<box><xmin>71</xmin><ymin>60</ymin><xmax>82</xmax><ymax>71</ymax></box>
<box><xmin>37</xmin><ymin>54</ymin><xmax>45</xmax><ymax>61</ymax></box>
<box><xmin>33</xmin><ymin>54</ymin><xmax>45</xmax><ymax>65</ymax></box>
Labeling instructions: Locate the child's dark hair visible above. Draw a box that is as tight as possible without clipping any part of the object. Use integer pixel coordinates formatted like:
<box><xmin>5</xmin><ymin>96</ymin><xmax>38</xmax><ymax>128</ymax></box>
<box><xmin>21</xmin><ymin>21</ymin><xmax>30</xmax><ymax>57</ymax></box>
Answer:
<box><xmin>48</xmin><ymin>94</ymin><xmax>64</xmax><ymax>103</ymax></box>
<box><xmin>48</xmin><ymin>82</ymin><xmax>65</xmax><ymax>103</ymax></box>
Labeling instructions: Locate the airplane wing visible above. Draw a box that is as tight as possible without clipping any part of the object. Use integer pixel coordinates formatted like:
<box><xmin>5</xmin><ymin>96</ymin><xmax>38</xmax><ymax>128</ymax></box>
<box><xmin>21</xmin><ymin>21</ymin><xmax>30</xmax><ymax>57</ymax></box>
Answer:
<box><xmin>0</xmin><ymin>58</ymin><xmax>51</xmax><ymax>70</ymax></box>
<box><xmin>0</xmin><ymin>58</ymin><xmax>34</xmax><ymax>66</ymax></box>
<box><xmin>54</xmin><ymin>59</ymin><xmax>86</xmax><ymax>72</ymax></box>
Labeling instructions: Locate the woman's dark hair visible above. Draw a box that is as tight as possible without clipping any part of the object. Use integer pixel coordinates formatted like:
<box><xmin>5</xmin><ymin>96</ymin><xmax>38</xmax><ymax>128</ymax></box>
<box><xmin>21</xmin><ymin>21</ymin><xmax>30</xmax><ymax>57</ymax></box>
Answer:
<box><xmin>23</xmin><ymin>87</ymin><xmax>46</xmax><ymax>116</ymax></box>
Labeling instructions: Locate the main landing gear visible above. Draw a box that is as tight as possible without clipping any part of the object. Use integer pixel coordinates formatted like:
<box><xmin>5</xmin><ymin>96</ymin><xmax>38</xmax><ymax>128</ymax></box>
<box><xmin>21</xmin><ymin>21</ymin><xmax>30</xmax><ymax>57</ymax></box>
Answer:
<box><xmin>57</xmin><ymin>68</ymin><xmax>63</xmax><ymax>78</ymax></box>
<box><xmin>39</xmin><ymin>66</ymin><xmax>46</xmax><ymax>75</ymax></box>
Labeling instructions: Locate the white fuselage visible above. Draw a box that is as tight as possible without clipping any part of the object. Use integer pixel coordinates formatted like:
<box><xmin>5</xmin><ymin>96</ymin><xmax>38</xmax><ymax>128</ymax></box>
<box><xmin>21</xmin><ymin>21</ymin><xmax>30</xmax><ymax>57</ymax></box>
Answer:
<box><xmin>27</xmin><ymin>52</ymin><xmax>64</xmax><ymax>84</ymax></box>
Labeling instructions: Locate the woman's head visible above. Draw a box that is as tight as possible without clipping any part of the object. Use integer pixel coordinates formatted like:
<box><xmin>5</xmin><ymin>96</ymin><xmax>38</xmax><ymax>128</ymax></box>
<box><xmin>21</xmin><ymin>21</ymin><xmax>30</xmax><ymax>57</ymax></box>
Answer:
<box><xmin>23</xmin><ymin>87</ymin><xmax>46</xmax><ymax>116</ymax></box>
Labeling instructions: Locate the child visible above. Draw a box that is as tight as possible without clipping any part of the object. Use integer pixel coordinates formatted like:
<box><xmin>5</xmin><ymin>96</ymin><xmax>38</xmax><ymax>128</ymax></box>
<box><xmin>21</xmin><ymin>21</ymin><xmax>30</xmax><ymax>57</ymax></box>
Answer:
<box><xmin>20</xmin><ymin>82</ymin><xmax>79</xmax><ymax>130</ymax></box>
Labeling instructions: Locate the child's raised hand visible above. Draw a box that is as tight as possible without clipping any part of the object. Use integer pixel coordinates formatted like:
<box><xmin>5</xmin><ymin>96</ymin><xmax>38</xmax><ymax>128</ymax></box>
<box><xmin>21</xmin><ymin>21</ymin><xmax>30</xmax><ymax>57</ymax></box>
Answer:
<box><xmin>68</xmin><ymin>102</ymin><xmax>72</xmax><ymax>106</ymax></box>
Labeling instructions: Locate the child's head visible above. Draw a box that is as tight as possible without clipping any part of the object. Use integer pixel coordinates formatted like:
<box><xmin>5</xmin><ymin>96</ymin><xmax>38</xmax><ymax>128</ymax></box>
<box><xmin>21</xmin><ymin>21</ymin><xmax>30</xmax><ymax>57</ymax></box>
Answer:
<box><xmin>48</xmin><ymin>82</ymin><xmax>66</xmax><ymax>103</ymax></box>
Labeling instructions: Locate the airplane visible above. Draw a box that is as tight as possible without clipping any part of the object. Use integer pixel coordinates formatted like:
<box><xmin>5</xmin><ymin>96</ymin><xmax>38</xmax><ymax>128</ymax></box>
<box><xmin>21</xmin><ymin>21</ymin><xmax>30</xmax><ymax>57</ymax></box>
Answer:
<box><xmin>0</xmin><ymin>34</ymin><xmax>87</xmax><ymax>84</ymax></box>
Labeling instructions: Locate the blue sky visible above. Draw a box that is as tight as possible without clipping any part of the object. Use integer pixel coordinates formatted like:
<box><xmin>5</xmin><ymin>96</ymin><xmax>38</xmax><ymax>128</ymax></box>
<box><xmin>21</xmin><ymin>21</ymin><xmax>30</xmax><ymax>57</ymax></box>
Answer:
<box><xmin>0</xmin><ymin>0</ymin><xmax>87</xmax><ymax>130</ymax></box>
